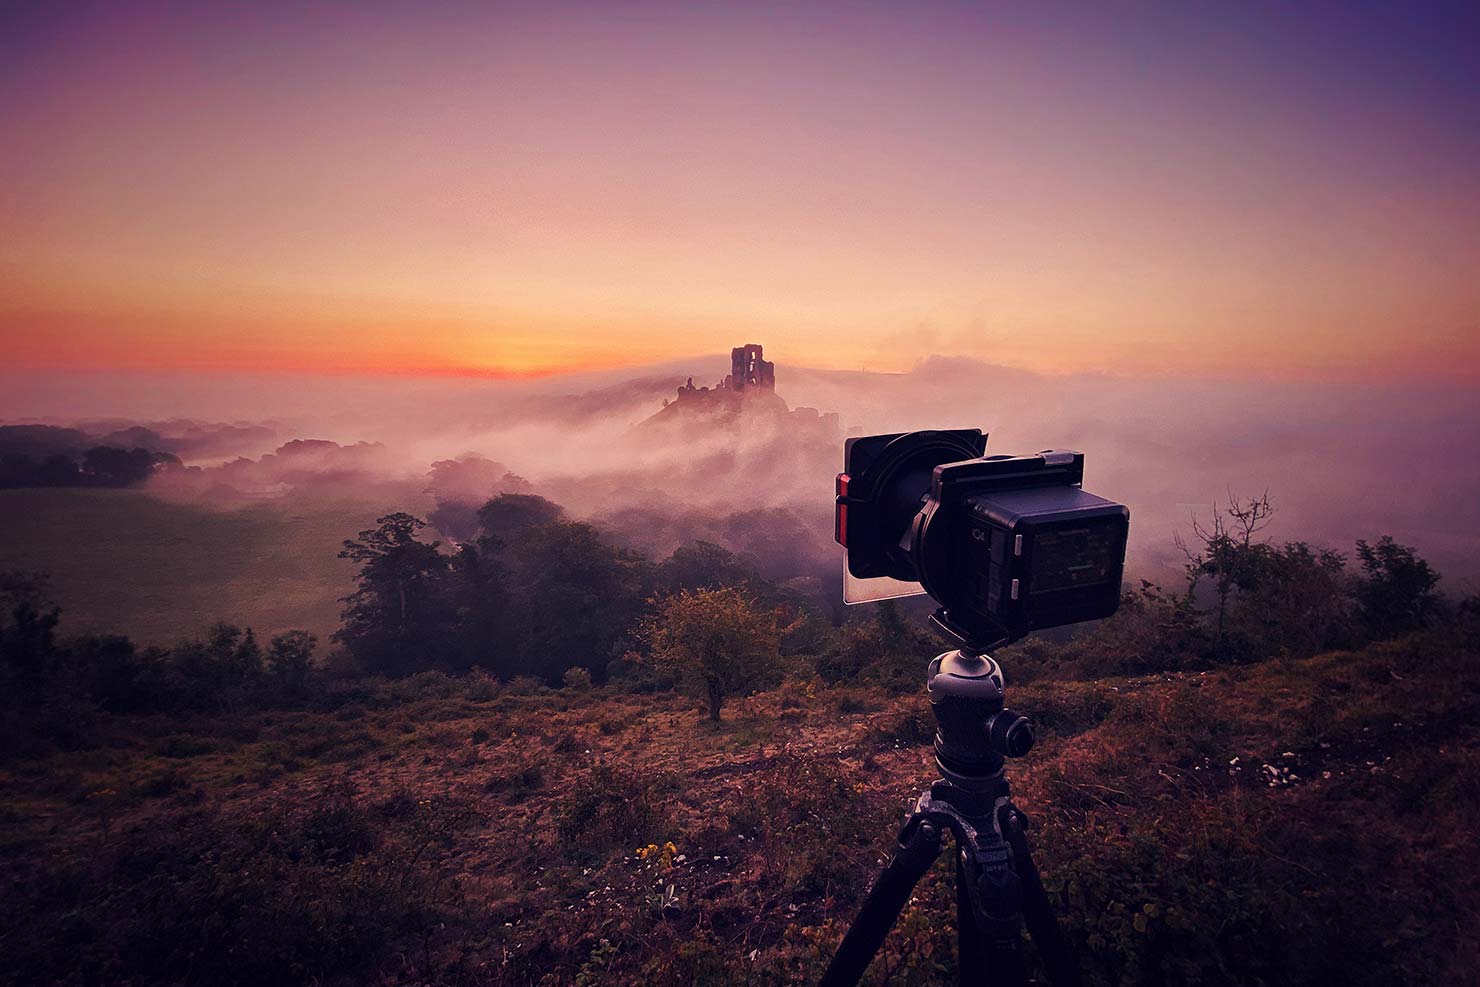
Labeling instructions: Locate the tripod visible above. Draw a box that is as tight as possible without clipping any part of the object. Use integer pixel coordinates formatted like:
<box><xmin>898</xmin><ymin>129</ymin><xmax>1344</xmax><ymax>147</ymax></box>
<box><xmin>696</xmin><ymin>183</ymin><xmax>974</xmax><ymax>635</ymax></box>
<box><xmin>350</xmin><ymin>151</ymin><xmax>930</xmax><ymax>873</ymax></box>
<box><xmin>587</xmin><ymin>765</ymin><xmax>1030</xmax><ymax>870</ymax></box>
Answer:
<box><xmin>820</xmin><ymin>639</ymin><xmax>1081</xmax><ymax>987</ymax></box>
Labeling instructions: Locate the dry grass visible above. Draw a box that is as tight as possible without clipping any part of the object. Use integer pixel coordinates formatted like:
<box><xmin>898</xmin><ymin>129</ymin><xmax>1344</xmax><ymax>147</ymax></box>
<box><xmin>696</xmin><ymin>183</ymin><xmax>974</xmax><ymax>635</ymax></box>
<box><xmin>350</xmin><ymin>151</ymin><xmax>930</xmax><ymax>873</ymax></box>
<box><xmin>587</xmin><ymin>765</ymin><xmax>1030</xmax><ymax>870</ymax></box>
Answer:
<box><xmin>2</xmin><ymin>628</ymin><xmax>1478</xmax><ymax>985</ymax></box>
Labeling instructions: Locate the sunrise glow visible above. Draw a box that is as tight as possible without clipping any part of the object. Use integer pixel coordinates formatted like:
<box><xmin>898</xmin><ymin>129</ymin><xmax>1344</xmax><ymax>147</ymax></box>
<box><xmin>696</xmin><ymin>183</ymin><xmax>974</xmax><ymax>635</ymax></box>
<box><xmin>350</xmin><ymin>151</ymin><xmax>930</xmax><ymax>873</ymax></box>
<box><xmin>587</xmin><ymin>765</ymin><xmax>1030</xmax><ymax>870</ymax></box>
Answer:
<box><xmin>3</xmin><ymin>3</ymin><xmax>1477</xmax><ymax>381</ymax></box>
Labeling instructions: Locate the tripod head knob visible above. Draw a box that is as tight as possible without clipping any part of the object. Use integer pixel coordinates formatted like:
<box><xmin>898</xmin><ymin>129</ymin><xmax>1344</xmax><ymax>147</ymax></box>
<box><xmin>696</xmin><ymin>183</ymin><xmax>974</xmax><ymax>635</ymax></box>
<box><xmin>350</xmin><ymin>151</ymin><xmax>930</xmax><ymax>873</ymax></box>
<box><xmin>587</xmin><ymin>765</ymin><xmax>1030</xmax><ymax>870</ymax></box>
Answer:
<box><xmin>988</xmin><ymin>709</ymin><xmax>1035</xmax><ymax>758</ymax></box>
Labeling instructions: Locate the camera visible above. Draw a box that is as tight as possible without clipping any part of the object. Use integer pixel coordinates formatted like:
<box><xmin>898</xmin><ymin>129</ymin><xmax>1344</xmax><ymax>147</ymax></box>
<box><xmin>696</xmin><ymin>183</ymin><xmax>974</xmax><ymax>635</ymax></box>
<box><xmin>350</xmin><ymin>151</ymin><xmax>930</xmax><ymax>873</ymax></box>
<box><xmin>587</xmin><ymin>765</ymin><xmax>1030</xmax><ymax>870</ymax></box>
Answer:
<box><xmin>835</xmin><ymin>429</ymin><xmax>1129</xmax><ymax>648</ymax></box>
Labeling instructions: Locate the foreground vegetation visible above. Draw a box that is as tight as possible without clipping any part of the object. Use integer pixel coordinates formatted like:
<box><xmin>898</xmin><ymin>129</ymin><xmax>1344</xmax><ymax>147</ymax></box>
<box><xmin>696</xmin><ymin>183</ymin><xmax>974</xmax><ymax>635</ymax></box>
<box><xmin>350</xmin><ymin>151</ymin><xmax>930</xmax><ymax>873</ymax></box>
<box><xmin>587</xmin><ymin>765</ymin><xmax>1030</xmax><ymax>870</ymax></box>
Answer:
<box><xmin>2</xmin><ymin>490</ymin><xmax>1475</xmax><ymax>984</ymax></box>
<box><xmin>2</xmin><ymin>615</ymin><xmax>1477</xmax><ymax>985</ymax></box>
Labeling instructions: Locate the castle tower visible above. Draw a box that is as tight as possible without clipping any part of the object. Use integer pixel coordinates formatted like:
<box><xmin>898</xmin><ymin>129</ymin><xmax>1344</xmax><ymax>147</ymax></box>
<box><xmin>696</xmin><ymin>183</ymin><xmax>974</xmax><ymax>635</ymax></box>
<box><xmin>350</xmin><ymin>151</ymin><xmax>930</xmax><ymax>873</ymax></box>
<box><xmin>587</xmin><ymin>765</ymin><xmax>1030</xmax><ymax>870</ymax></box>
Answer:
<box><xmin>730</xmin><ymin>343</ymin><xmax>776</xmax><ymax>392</ymax></box>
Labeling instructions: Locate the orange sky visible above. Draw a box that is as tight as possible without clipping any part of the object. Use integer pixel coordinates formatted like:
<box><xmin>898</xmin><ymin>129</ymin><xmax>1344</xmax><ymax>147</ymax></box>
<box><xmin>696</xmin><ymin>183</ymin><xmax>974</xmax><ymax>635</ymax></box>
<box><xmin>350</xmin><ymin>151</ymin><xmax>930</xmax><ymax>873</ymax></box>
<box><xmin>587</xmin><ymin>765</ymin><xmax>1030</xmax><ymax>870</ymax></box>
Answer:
<box><xmin>2</xmin><ymin>4</ymin><xmax>1477</xmax><ymax>381</ymax></box>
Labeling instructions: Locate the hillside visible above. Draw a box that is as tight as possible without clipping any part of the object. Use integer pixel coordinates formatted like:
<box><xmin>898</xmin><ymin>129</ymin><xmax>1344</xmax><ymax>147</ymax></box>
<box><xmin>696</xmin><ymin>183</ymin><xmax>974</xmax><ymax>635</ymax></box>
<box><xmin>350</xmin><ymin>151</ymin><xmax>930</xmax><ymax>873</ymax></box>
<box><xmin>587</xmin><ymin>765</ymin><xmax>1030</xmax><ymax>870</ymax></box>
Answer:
<box><xmin>3</xmin><ymin>624</ymin><xmax>1476</xmax><ymax>985</ymax></box>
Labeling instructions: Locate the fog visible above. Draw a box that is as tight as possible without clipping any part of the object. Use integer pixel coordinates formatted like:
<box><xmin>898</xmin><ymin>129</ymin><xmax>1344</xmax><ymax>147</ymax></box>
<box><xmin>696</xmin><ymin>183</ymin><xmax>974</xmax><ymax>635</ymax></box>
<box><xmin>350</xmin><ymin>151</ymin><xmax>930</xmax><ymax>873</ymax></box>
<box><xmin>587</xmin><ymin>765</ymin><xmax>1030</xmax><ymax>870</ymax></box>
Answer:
<box><xmin>3</xmin><ymin>355</ymin><xmax>1477</xmax><ymax>595</ymax></box>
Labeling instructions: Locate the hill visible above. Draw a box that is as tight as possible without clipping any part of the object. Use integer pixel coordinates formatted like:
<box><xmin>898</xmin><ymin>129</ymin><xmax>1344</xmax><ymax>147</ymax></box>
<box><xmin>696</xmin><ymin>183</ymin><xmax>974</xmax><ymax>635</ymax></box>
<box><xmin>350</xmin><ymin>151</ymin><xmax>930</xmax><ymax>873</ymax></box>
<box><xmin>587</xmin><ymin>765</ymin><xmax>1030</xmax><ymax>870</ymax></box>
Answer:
<box><xmin>2</xmin><ymin>623</ymin><xmax>1476</xmax><ymax>985</ymax></box>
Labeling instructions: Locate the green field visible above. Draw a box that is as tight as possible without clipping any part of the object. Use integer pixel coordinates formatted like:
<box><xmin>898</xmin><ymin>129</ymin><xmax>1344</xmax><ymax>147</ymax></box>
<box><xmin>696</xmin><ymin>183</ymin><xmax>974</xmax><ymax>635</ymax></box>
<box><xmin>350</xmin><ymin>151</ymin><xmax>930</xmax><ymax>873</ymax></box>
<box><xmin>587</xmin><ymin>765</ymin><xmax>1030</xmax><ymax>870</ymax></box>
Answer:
<box><xmin>0</xmin><ymin>488</ymin><xmax>379</xmax><ymax>646</ymax></box>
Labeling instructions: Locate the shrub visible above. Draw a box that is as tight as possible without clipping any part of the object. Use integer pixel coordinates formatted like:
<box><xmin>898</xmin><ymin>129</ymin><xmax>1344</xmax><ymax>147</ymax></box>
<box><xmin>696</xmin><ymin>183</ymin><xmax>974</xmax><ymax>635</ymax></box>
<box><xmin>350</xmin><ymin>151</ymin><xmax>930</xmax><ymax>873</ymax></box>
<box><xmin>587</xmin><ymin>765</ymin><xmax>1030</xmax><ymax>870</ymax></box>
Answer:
<box><xmin>1354</xmin><ymin>536</ymin><xmax>1441</xmax><ymax>640</ymax></box>
<box><xmin>157</xmin><ymin>734</ymin><xmax>219</xmax><ymax>758</ymax></box>
<box><xmin>1018</xmin><ymin>682</ymin><xmax>1114</xmax><ymax>736</ymax></box>
<box><xmin>506</xmin><ymin>675</ymin><xmax>545</xmax><ymax>696</ymax></box>
<box><xmin>817</xmin><ymin>601</ymin><xmax>936</xmax><ymax>691</ymax></box>
<box><xmin>463</xmin><ymin>667</ymin><xmax>500</xmax><ymax>700</ymax></box>
<box><xmin>1</xmin><ymin>791</ymin><xmax>473</xmax><ymax>986</ymax></box>
<box><xmin>729</xmin><ymin>752</ymin><xmax>882</xmax><ymax>897</ymax></box>
<box><xmin>393</xmin><ymin>670</ymin><xmax>461</xmax><ymax>702</ymax></box>
<box><xmin>299</xmin><ymin>783</ymin><xmax>379</xmax><ymax>863</ymax></box>
<box><xmin>486</xmin><ymin>761</ymin><xmax>547</xmax><ymax>801</ymax></box>
<box><xmin>556</xmin><ymin>764</ymin><xmax>666</xmax><ymax>860</ymax></box>
<box><xmin>266</xmin><ymin>630</ymin><xmax>316</xmax><ymax>693</ymax></box>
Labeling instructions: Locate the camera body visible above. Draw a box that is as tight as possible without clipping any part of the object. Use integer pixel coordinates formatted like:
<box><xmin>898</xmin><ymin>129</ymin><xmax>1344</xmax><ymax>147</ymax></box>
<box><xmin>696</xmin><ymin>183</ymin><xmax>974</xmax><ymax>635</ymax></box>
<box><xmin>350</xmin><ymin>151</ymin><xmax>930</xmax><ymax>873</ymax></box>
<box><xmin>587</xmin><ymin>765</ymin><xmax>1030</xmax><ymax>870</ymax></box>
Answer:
<box><xmin>836</xmin><ymin>429</ymin><xmax>1129</xmax><ymax>647</ymax></box>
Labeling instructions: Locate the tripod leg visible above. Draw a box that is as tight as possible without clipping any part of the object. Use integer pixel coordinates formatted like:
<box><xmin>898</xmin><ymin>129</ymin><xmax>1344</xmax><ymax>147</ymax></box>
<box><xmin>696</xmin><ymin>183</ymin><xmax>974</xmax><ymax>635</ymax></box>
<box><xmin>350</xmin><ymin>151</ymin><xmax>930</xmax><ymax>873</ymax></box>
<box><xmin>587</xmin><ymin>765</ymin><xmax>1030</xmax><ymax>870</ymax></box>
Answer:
<box><xmin>819</xmin><ymin>818</ymin><xmax>943</xmax><ymax>987</ymax></box>
<box><xmin>955</xmin><ymin>852</ymin><xmax>986</xmax><ymax>986</ymax></box>
<box><xmin>1001</xmin><ymin>810</ymin><xmax>1082</xmax><ymax>987</ymax></box>
<box><xmin>958</xmin><ymin>837</ymin><xmax>1027</xmax><ymax>987</ymax></box>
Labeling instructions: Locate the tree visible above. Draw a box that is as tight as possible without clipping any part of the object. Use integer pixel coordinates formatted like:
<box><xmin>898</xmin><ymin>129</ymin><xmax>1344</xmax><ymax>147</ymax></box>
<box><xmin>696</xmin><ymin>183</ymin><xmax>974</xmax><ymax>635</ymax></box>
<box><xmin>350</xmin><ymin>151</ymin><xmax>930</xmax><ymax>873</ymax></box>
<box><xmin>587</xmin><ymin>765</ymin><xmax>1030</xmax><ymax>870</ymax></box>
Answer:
<box><xmin>1176</xmin><ymin>492</ymin><xmax>1274</xmax><ymax>644</ymax></box>
<box><xmin>70</xmin><ymin>634</ymin><xmax>173</xmax><ymax>713</ymax></box>
<box><xmin>425</xmin><ymin>457</ymin><xmax>532</xmax><ymax>541</ymax></box>
<box><xmin>446</xmin><ymin>543</ymin><xmax>514</xmax><ymax>674</ymax></box>
<box><xmin>502</xmin><ymin>520</ymin><xmax>649</xmax><ymax>682</ymax></box>
<box><xmin>334</xmin><ymin>513</ymin><xmax>456</xmax><ymax>676</ymax></box>
<box><xmin>80</xmin><ymin>446</ymin><xmax>179</xmax><ymax>486</ymax></box>
<box><xmin>475</xmin><ymin>493</ymin><xmax>565</xmax><ymax>551</ymax></box>
<box><xmin>267</xmin><ymin>630</ymin><xmax>316</xmax><ymax>692</ymax></box>
<box><xmin>818</xmin><ymin>598</ymin><xmax>936</xmax><ymax>687</ymax></box>
<box><xmin>0</xmin><ymin>572</ymin><xmax>61</xmax><ymax>697</ymax></box>
<box><xmin>171</xmin><ymin>623</ymin><xmax>262</xmax><ymax>703</ymax></box>
<box><xmin>445</xmin><ymin>494</ymin><xmax>570</xmax><ymax>678</ymax></box>
<box><xmin>1239</xmin><ymin>542</ymin><xmax>1349</xmax><ymax>657</ymax></box>
<box><xmin>654</xmin><ymin>541</ymin><xmax>762</xmax><ymax>596</ymax></box>
<box><xmin>640</xmin><ymin>587</ymin><xmax>784</xmax><ymax>721</ymax></box>
<box><xmin>1354</xmin><ymin>536</ymin><xmax>1439</xmax><ymax>639</ymax></box>
<box><xmin>38</xmin><ymin>454</ymin><xmax>80</xmax><ymax>487</ymax></box>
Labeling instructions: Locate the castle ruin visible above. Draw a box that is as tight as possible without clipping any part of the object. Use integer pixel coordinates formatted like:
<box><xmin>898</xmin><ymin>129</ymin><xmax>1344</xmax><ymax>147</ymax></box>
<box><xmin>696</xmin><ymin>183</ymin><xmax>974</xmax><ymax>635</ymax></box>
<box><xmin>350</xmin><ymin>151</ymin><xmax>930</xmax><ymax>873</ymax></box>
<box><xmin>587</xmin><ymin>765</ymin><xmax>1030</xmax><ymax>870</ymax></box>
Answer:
<box><xmin>674</xmin><ymin>343</ymin><xmax>777</xmax><ymax>402</ymax></box>
<box><xmin>652</xmin><ymin>342</ymin><xmax>839</xmax><ymax>437</ymax></box>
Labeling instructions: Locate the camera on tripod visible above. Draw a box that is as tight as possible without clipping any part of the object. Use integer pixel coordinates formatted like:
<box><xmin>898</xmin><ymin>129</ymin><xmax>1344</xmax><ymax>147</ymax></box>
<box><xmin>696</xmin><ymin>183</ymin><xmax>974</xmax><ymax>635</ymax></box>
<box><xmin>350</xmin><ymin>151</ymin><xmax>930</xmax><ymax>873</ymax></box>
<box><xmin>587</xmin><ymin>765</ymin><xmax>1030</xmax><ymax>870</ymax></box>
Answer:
<box><xmin>821</xmin><ymin>429</ymin><xmax>1130</xmax><ymax>987</ymax></box>
<box><xmin>834</xmin><ymin>428</ymin><xmax>1129</xmax><ymax>649</ymax></box>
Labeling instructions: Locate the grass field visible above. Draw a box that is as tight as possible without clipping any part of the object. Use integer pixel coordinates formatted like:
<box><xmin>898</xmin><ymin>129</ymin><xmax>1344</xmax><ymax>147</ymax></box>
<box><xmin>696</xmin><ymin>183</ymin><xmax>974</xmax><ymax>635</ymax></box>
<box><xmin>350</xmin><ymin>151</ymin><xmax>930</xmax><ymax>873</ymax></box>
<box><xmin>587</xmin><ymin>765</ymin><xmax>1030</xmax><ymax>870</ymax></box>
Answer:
<box><xmin>2</xmin><ymin>628</ymin><xmax>1476</xmax><ymax>985</ymax></box>
<box><xmin>0</xmin><ymin>488</ymin><xmax>376</xmax><ymax>645</ymax></box>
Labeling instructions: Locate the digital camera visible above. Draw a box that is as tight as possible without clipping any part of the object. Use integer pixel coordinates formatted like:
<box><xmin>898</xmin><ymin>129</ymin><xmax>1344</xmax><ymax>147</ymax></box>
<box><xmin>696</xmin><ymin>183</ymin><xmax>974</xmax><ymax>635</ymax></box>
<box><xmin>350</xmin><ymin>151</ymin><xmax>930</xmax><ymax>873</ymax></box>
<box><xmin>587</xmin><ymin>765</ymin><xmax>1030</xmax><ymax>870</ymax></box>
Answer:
<box><xmin>835</xmin><ymin>429</ymin><xmax>1129</xmax><ymax>647</ymax></box>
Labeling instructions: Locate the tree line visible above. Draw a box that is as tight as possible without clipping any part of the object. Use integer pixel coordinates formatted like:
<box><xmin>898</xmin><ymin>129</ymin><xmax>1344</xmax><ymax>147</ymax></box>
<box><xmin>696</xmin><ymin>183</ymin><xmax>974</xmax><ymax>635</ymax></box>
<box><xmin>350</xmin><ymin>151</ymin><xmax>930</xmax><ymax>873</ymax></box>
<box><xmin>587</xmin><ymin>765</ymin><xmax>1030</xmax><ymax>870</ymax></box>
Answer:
<box><xmin>1069</xmin><ymin>493</ymin><xmax>1457</xmax><ymax>675</ymax></box>
<box><xmin>0</xmin><ymin>492</ymin><xmax>814</xmax><ymax>733</ymax></box>
<box><xmin>0</xmin><ymin>446</ymin><xmax>181</xmax><ymax>489</ymax></box>
<box><xmin>332</xmin><ymin>494</ymin><xmax>809</xmax><ymax>716</ymax></box>
<box><xmin>1</xmin><ymin>488</ymin><xmax>1471</xmax><ymax>742</ymax></box>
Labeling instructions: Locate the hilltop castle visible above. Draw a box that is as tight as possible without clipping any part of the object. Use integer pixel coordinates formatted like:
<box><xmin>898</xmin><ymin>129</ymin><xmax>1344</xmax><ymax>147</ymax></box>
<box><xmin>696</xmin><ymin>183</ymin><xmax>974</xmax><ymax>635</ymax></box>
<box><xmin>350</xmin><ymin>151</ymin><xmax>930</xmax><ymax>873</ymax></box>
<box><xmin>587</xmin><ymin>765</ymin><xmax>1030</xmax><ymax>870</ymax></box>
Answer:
<box><xmin>672</xmin><ymin>343</ymin><xmax>777</xmax><ymax>405</ymax></box>
<box><xmin>644</xmin><ymin>342</ymin><xmax>840</xmax><ymax>435</ymax></box>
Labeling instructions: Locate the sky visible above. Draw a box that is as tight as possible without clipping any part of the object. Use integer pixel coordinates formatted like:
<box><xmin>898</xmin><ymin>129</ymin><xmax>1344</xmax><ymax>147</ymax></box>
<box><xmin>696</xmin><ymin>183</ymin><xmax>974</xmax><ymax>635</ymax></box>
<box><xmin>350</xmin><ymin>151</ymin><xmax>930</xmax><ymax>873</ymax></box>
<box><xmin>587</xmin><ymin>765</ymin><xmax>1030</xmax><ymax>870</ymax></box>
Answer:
<box><xmin>2</xmin><ymin>1</ymin><xmax>1477</xmax><ymax>381</ymax></box>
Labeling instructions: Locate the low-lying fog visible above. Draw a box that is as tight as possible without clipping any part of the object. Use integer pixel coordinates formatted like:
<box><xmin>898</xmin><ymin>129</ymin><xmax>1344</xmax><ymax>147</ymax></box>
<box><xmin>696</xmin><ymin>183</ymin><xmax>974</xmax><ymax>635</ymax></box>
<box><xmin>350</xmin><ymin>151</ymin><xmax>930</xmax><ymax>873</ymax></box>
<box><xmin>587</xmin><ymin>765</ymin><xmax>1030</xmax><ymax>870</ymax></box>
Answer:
<box><xmin>4</xmin><ymin>355</ymin><xmax>1477</xmax><ymax>594</ymax></box>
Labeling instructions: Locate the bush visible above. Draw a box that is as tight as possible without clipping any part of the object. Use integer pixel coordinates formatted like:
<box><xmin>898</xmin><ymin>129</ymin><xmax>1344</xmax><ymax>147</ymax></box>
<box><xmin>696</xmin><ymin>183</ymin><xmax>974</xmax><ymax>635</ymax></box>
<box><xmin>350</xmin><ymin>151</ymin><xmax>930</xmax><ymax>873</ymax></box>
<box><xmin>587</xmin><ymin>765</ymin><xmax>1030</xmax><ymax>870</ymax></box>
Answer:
<box><xmin>506</xmin><ymin>675</ymin><xmax>545</xmax><ymax>696</ymax></box>
<box><xmin>1</xmin><ymin>790</ymin><xmax>475</xmax><ymax>986</ymax></box>
<box><xmin>562</xmin><ymin>666</ymin><xmax>593</xmax><ymax>691</ymax></box>
<box><xmin>392</xmin><ymin>670</ymin><xmax>461</xmax><ymax>702</ymax></box>
<box><xmin>866</xmin><ymin>707</ymin><xmax>935</xmax><ymax>747</ymax></box>
<box><xmin>1067</xmin><ymin>582</ymin><xmax>1208</xmax><ymax>676</ymax></box>
<box><xmin>157</xmin><ymin>734</ymin><xmax>219</xmax><ymax>758</ymax></box>
<box><xmin>816</xmin><ymin>601</ymin><xmax>936</xmax><ymax>692</ymax></box>
<box><xmin>556</xmin><ymin>764</ymin><xmax>667</xmax><ymax>860</ymax></box>
<box><xmin>1354</xmin><ymin>536</ymin><xmax>1441</xmax><ymax>640</ymax></box>
<box><xmin>267</xmin><ymin>630</ymin><xmax>316</xmax><ymax>693</ymax></box>
<box><xmin>486</xmin><ymin>761</ymin><xmax>547</xmax><ymax>801</ymax></box>
<box><xmin>463</xmin><ymin>667</ymin><xmax>500</xmax><ymax>700</ymax></box>
<box><xmin>729</xmin><ymin>752</ymin><xmax>883</xmax><ymax>897</ymax></box>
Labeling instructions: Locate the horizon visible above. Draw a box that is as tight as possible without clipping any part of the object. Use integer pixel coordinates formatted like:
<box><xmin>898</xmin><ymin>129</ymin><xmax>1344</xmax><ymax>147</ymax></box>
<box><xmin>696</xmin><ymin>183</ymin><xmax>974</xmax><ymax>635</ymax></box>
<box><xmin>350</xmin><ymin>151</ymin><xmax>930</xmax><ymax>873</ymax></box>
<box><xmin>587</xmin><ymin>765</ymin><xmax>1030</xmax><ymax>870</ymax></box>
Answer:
<box><xmin>6</xmin><ymin>344</ymin><xmax>1479</xmax><ymax>429</ymax></box>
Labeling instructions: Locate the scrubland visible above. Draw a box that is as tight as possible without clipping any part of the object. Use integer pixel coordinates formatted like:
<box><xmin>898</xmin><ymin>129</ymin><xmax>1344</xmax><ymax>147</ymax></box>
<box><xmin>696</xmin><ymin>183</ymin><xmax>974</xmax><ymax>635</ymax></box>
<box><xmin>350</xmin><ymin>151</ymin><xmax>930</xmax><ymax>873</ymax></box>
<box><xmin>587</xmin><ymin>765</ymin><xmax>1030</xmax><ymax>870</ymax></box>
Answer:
<box><xmin>3</xmin><ymin>620</ymin><xmax>1477</xmax><ymax>986</ymax></box>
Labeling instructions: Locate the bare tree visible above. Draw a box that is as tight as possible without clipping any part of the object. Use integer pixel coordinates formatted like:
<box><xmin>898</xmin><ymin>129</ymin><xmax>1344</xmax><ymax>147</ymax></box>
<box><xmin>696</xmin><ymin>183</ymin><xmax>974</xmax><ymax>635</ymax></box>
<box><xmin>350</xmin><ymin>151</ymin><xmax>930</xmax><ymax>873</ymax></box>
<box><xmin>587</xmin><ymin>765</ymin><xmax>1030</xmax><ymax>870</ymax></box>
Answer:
<box><xmin>1175</xmin><ymin>491</ymin><xmax>1274</xmax><ymax>643</ymax></box>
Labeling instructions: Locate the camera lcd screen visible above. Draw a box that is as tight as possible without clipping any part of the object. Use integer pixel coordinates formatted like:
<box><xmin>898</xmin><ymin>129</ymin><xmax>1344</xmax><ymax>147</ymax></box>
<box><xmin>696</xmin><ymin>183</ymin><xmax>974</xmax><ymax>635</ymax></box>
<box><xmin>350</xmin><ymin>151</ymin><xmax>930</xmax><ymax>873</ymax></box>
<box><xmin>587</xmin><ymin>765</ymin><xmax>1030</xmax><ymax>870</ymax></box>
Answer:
<box><xmin>1029</xmin><ymin>520</ymin><xmax>1122</xmax><ymax>595</ymax></box>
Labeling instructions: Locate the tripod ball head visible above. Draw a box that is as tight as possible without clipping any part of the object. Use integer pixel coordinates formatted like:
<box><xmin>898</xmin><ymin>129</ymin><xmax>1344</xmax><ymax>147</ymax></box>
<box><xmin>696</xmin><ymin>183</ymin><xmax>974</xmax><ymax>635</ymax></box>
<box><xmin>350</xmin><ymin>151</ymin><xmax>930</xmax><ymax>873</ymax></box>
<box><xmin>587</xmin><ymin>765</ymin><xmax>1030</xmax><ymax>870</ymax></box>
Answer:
<box><xmin>928</xmin><ymin>650</ymin><xmax>1035</xmax><ymax>783</ymax></box>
